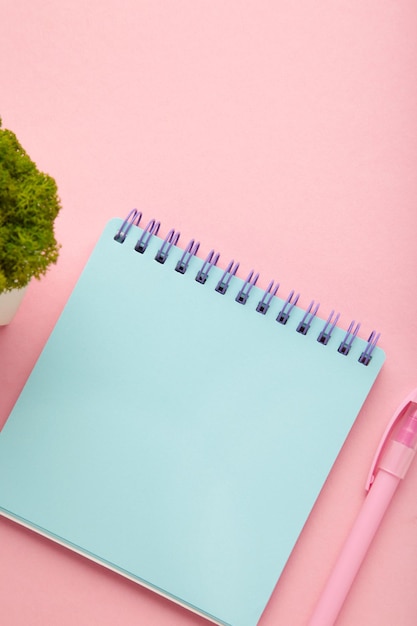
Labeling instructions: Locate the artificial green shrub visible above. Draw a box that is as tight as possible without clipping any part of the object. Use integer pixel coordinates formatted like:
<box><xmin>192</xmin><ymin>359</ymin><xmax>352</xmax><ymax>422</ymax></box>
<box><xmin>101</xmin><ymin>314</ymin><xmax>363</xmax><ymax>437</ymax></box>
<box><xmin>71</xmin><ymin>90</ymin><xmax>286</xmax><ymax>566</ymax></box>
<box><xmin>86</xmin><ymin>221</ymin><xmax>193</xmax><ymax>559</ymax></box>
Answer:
<box><xmin>0</xmin><ymin>118</ymin><xmax>61</xmax><ymax>293</ymax></box>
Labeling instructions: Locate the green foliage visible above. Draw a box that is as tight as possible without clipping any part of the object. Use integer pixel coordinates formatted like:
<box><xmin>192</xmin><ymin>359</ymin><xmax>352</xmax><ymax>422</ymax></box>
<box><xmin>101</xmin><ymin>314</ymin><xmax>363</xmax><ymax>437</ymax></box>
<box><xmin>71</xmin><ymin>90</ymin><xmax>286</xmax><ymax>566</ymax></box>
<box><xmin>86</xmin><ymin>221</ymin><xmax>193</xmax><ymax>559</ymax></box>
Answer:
<box><xmin>0</xmin><ymin>118</ymin><xmax>61</xmax><ymax>293</ymax></box>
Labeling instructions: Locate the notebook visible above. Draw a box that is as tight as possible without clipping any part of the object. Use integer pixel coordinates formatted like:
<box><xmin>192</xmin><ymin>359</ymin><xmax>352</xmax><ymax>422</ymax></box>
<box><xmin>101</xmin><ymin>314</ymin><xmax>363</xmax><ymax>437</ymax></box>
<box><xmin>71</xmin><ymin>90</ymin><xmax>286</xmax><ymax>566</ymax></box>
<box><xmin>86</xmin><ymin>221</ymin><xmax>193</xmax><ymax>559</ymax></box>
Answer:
<box><xmin>0</xmin><ymin>210</ymin><xmax>385</xmax><ymax>626</ymax></box>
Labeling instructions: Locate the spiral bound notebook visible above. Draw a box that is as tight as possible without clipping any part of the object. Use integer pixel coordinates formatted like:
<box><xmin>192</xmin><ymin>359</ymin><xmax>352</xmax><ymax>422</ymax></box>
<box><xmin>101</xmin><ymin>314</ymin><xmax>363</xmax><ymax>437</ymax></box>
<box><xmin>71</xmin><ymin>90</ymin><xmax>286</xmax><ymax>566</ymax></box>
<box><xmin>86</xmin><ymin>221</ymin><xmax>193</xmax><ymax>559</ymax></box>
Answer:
<box><xmin>0</xmin><ymin>211</ymin><xmax>385</xmax><ymax>626</ymax></box>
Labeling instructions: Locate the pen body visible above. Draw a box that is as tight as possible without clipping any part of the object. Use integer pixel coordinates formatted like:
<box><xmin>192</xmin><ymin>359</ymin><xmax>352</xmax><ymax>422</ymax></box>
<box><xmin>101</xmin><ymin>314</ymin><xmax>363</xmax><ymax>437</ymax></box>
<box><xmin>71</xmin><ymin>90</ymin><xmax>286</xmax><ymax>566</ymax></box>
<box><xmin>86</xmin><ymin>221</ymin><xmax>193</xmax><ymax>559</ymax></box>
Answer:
<box><xmin>309</xmin><ymin>399</ymin><xmax>417</xmax><ymax>626</ymax></box>
<box><xmin>308</xmin><ymin>469</ymin><xmax>400</xmax><ymax>626</ymax></box>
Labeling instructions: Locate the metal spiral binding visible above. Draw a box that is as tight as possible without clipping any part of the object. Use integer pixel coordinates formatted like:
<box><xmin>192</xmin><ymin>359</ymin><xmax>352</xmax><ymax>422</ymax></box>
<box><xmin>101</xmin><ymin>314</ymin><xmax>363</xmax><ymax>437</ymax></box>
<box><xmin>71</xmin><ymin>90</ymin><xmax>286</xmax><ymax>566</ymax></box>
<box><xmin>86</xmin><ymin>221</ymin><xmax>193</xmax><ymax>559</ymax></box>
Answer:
<box><xmin>236</xmin><ymin>270</ymin><xmax>259</xmax><ymax>305</ymax></box>
<box><xmin>257</xmin><ymin>280</ymin><xmax>280</xmax><ymax>315</ymax></box>
<box><xmin>114</xmin><ymin>209</ymin><xmax>142</xmax><ymax>243</ymax></box>
<box><xmin>115</xmin><ymin>212</ymin><xmax>382</xmax><ymax>365</ymax></box>
<box><xmin>135</xmin><ymin>218</ymin><xmax>161</xmax><ymax>254</ymax></box>
<box><xmin>175</xmin><ymin>239</ymin><xmax>200</xmax><ymax>274</ymax></box>
<box><xmin>276</xmin><ymin>290</ymin><xmax>300</xmax><ymax>325</ymax></box>
<box><xmin>195</xmin><ymin>250</ymin><xmax>220</xmax><ymax>284</ymax></box>
<box><xmin>358</xmin><ymin>331</ymin><xmax>380</xmax><ymax>366</ymax></box>
<box><xmin>337</xmin><ymin>321</ymin><xmax>361</xmax><ymax>356</ymax></box>
<box><xmin>155</xmin><ymin>229</ymin><xmax>180</xmax><ymax>264</ymax></box>
<box><xmin>317</xmin><ymin>310</ymin><xmax>340</xmax><ymax>345</ymax></box>
<box><xmin>296</xmin><ymin>300</ymin><xmax>320</xmax><ymax>335</ymax></box>
<box><xmin>215</xmin><ymin>260</ymin><xmax>240</xmax><ymax>295</ymax></box>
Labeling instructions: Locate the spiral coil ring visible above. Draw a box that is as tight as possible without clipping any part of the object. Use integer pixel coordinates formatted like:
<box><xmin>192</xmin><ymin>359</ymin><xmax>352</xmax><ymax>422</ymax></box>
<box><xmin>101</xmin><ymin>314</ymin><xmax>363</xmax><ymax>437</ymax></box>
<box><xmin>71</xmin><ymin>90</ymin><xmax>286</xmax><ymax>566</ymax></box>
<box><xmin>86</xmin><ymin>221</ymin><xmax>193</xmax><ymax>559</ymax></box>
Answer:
<box><xmin>115</xmin><ymin>213</ymin><xmax>381</xmax><ymax>365</ymax></box>
<box><xmin>155</xmin><ymin>229</ymin><xmax>181</xmax><ymax>264</ymax></box>
<box><xmin>215</xmin><ymin>260</ymin><xmax>240</xmax><ymax>295</ymax></box>
<box><xmin>135</xmin><ymin>219</ymin><xmax>161</xmax><ymax>254</ymax></box>
<box><xmin>175</xmin><ymin>239</ymin><xmax>200</xmax><ymax>274</ymax></box>
<box><xmin>114</xmin><ymin>209</ymin><xmax>142</xmax><ymax>243</ymax></box>
<box><xmin>235</xmin><ymin>270</ymin><xmax>259</xmax><ymax>305</ymax></box>
<box><xmin>195</xmin><ymin>250</ymin><xmax>220</xmax><ymax>284</ymax></box>
<box><xmin>276</xmin><ymin>290</ymin><xmax>300</xmax><ymax>325</ymax></box>
<box><xmin>317</xmin><ymin>310</ymin><xmax>341</xmax><ymax>346</ymax></box>
<box><xmin>256</xmin><ymin>280</ymin><xmax>280</xmax><ymax>315</ymax></box>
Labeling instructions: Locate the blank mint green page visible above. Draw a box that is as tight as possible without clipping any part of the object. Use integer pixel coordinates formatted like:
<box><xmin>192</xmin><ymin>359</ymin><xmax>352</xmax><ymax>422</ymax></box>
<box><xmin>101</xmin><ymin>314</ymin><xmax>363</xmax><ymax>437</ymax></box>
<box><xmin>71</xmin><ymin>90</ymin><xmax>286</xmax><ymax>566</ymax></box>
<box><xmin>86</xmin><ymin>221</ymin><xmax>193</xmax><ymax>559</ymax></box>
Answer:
<box><xmin>0</xmin><ymin>219</ymin><xmax>384</xmax><ymax>626</ymax></box>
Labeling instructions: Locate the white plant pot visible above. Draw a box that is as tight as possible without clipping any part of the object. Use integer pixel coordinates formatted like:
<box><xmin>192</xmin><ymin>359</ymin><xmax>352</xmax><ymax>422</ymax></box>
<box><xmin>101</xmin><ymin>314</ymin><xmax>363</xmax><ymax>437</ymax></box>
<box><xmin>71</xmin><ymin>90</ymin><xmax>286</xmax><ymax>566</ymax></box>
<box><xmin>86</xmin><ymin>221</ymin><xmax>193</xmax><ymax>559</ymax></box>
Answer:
<box><xmin>0</xmin><ymin>286</ymin><xmax>28</xmax><ymax>325</ymax></box>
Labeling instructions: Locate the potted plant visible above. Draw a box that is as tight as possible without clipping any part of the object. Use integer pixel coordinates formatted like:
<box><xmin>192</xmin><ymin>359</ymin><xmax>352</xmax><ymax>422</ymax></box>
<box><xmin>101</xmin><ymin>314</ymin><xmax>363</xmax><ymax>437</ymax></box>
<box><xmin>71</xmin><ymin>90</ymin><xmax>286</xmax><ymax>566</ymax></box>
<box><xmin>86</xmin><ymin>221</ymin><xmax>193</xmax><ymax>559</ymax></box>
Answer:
<box><xmin>0</xmin><ymin>118</ymin><xmax>61</xmax><ymax>325</ymax></box>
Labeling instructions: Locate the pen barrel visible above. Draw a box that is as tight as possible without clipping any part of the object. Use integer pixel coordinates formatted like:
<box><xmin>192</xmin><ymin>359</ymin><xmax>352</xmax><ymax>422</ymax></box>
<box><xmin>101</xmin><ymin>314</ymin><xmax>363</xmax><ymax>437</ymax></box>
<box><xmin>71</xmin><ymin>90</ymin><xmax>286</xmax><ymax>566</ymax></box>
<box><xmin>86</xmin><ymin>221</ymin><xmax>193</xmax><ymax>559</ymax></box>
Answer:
<box><xmin>308</xmin><ymin>470</ymin><xmax>400</xmax><ymax>626</ymax></box>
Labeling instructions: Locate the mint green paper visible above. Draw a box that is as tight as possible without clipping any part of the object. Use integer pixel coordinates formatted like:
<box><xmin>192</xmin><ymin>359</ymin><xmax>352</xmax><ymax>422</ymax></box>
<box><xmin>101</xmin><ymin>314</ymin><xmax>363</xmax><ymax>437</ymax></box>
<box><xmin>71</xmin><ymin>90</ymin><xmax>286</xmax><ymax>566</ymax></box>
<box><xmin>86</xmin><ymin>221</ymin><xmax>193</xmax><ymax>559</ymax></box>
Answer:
<box><xmin>0</xmin><ymin>219</ymin><xmax>385</xmax><ymax>626</ymax></box>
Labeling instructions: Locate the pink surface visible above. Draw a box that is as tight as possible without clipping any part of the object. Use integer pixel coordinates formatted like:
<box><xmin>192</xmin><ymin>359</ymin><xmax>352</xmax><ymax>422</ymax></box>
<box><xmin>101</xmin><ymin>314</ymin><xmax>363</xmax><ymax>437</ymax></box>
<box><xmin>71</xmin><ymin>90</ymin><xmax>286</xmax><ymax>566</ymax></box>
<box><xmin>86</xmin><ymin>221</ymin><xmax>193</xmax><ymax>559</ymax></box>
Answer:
<box><xmin>1</xmin><ymin>2</ymin><xmax>416</xmax><ymax>625</ymax></box>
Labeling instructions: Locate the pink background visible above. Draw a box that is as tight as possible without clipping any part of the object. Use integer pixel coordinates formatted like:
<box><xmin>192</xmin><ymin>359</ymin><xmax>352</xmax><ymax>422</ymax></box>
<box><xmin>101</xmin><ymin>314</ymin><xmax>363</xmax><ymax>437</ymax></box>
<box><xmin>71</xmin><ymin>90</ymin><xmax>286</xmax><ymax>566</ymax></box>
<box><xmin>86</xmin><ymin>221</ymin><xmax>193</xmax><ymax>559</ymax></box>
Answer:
<box><xmin>1</xmin><ymin>2</ymin><xmax>417</xmax><ymax>624</ymax></box>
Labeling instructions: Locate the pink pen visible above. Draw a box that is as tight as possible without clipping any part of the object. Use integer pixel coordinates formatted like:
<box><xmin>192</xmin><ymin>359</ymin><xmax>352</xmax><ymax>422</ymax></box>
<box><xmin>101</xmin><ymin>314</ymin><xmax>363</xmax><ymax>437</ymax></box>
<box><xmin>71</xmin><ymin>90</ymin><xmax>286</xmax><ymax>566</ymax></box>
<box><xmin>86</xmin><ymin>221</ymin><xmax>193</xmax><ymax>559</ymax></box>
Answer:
<box><xmin>308</xmin><ymin>388</ymin><xmax>417</xmax><ymax>626</ymax></box>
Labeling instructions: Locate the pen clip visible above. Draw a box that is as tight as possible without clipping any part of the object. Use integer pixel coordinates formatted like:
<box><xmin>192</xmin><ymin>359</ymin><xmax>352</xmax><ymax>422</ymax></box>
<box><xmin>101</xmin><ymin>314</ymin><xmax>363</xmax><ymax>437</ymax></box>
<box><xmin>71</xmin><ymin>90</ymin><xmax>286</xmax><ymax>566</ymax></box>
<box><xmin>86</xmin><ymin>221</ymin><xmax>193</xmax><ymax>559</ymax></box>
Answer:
<box><xmin>365</xmin><ymin>387</ymin><xmax>417</xmax><ymax>491</ymax></box>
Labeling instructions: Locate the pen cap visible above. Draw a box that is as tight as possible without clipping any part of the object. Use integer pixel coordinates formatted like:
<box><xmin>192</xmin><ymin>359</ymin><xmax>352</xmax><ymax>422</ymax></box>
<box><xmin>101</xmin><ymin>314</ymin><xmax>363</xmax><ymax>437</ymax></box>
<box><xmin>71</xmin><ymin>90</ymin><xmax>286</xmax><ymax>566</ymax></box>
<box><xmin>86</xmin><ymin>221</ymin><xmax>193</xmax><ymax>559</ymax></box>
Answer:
<box><xmin>393</xmin><ymin>402</ymin><xmax>417</xmax><ymax>448</ymax></box>
<box><xmin>376</xmin><ymin>401</ymin><xmax>417</xmax><ymax>480</ymax></box>
<box><xmin>366</xmin><ymin>389</ymin><xmax>417</xmax><ymax>491</ymax></box>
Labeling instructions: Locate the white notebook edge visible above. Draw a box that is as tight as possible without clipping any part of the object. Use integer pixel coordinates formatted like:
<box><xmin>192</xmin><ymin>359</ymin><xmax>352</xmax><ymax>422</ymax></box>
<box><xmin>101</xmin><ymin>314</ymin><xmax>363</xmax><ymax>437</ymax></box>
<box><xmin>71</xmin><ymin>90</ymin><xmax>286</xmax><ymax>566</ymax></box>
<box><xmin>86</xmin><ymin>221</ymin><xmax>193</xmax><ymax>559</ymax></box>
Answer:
<box><xmin>0</xmin><ymin>508</ymin><xmax>228</xmax><ymax>626</ymax></box>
